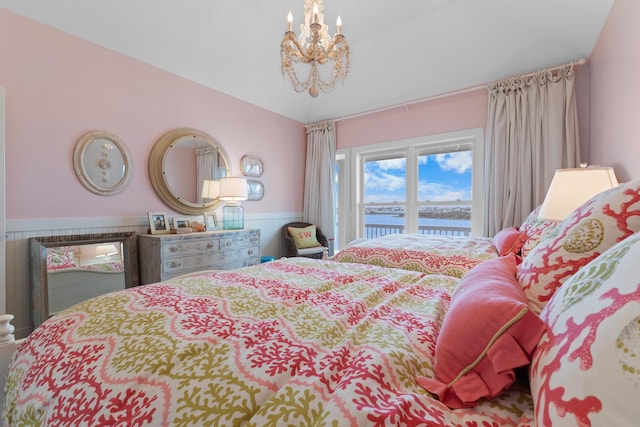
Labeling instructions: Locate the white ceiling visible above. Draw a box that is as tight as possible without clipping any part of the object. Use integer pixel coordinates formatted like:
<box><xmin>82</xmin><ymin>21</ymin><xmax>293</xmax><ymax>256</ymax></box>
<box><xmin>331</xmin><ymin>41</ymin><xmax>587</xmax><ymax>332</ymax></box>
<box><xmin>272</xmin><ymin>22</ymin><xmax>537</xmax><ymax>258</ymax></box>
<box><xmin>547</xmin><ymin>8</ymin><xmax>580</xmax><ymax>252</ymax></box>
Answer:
<box><xmin>0</xmin><ymin>0</ymin><xmax>614</xmax><ymax>123</ymax></box>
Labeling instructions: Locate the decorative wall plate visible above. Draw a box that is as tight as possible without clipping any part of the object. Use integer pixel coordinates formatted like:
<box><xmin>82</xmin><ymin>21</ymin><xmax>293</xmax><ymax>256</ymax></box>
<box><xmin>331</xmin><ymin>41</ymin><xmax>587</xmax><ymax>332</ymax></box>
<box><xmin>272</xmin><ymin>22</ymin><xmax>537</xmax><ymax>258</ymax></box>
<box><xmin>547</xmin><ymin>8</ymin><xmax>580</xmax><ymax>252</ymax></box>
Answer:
<box><xmin>247</xmin><ymin>180</ymin><xmax>264</xmax><ymax>201</ymax></box>
<box><xmin>241</xmin><ymin>155</ymin><xmax>263</xmax><ymax>177</ymax></box>
<box><xmin>73</xmin><ymin>130</ymin><xmax>132</xmax><ymax>195</ymax></box>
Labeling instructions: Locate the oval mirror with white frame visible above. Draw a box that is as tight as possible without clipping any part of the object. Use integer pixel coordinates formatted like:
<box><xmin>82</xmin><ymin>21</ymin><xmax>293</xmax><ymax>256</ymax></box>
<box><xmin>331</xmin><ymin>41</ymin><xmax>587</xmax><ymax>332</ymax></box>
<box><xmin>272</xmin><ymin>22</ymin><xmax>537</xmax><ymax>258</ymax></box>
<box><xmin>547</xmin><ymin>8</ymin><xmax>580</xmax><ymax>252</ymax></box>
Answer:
<box><xmin>73</xmin><ymin>130</ymin><xmax>132</xmax><ymax>195</ymax></box>
<box><xmin>149</xmin><ymin>128</ymin><xmax>231</xmax><ymax>215</ymax></box>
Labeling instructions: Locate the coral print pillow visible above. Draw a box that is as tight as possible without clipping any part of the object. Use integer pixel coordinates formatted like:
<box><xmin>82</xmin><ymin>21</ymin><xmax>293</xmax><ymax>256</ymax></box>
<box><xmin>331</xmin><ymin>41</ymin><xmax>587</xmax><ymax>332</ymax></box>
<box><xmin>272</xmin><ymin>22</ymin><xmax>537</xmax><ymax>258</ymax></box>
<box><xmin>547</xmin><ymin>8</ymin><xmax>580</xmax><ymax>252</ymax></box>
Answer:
<box><xmin>519</xmin><ymin>205</ymin><xmax>559</xmax><ymax>258</ymax></box>
<box><xmin>530</xmin><ymin>232</ymin><xmax>640</xmax><ymax>426</ymax></box>
<box><xmin>517</xmin><ymin>179</ymin><xmax>640</xmax><ymax>313</ymax></box>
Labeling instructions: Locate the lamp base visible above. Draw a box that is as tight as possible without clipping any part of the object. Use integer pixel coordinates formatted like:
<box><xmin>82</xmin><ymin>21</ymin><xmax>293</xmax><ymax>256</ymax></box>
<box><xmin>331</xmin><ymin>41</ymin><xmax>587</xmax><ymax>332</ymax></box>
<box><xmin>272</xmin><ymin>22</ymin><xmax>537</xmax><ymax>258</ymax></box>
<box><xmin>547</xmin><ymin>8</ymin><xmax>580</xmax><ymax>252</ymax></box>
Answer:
<box><xmin>223</xmin><ymin>202</ymin><xmax>244</xmax><ymax>230</ymax></box>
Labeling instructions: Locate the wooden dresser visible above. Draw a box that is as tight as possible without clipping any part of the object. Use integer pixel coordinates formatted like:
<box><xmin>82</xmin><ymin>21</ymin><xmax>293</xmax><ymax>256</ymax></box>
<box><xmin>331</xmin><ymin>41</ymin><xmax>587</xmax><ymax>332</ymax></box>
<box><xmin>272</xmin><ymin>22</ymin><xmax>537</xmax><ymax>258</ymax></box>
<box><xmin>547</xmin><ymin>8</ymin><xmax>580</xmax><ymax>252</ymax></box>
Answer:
<box><xmin>137</xmin><ymin>229</ymin><xmax>260</xmax><ymax>284</ymax></box>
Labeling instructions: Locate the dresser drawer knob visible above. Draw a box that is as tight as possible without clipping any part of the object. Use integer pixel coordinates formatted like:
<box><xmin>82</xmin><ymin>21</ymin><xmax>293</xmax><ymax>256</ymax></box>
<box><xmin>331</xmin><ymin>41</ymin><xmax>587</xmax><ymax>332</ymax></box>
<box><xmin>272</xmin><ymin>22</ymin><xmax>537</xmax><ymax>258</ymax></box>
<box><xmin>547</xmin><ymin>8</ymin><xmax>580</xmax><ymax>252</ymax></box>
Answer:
<box><xmin>248</xmin><ymin>249</ymin><xmax>254</xmax><ymax>255</ymax></box>
<box><xmin>206</xmin><ymin>243</ymin><xmax>213</xmax><ymax>249</ymax></box>
<box><xmin>169</xmin><ymin>246</ymin><xmax>178</xmax><ymax>253</ymax></box>
<box><xmin>170</xmin><ymin>261</ymin><xmax>181</xmax><ymax>268</ymax></box>
<box><xmin>225</xmin><ymin>241</ymin><xmax>232</xmax><ymax>247</ymax></box>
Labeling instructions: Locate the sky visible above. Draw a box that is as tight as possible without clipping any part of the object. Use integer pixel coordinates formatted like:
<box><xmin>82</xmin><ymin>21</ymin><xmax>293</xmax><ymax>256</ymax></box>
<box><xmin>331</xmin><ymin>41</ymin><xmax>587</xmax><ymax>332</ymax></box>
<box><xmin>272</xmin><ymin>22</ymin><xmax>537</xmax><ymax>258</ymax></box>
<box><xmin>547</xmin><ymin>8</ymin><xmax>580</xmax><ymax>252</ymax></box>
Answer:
<box><xmin>364</xmin><ymin>150</ymin><xmax>472</xmax><ymax>204</ymax></box>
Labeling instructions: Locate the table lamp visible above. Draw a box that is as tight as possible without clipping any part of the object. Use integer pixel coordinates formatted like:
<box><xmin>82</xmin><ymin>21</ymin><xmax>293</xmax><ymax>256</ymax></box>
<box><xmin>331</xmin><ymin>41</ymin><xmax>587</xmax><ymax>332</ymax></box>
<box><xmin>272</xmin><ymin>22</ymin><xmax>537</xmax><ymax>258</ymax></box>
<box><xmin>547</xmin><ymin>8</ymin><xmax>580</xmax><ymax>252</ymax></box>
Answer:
<box><xmin>539</xmin><ymin>166</ymin><xmax>618</xmax><ymax>221</ymax></box>
<box><xmin>218</xmin><ymin>177</ymin><xmax>248</xmax><ymax>229</ymax></box>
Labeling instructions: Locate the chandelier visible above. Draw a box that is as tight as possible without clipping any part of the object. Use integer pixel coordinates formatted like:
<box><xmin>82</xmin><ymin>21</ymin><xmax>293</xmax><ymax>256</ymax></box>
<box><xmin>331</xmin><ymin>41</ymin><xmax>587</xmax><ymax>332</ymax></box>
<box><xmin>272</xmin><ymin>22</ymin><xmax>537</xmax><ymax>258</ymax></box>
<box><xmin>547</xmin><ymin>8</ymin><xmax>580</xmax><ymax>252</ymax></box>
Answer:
<box><xmin>280</xmin><ymin>0</ymin><xmax>350</xmax><ymax>97</ymax></box>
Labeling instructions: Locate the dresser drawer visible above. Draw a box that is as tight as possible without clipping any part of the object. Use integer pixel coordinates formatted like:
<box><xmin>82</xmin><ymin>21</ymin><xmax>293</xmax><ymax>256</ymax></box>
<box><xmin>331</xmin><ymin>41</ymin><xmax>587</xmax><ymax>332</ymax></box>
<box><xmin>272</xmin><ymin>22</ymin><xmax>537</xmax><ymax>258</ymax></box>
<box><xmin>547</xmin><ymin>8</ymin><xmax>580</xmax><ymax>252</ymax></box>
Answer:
<box><xmin>219</xmin><ymin>231</ymin><xmax>260</xmax><ymax>250</ymax></box>
<box><xmin>161</xmin><ymin>237</ymin><xmax>220</xmax><ymax>258</ymax></box>
<box><xmin>218</xmin><ymin>247</ymin><xmax>260</xmax><ymax>266</ymax></box>
<box><xmin>162</xmin><ymin>252</ymin><xmax>223</xmax><ymax>275</ymax></box>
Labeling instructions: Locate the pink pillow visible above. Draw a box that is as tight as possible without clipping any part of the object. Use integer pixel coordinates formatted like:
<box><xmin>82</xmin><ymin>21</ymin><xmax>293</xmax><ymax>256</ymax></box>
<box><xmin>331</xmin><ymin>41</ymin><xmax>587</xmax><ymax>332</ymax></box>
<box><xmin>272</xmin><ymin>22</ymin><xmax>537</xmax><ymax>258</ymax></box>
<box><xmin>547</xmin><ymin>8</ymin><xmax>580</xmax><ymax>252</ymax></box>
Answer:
<box><xmin>417</xmin><ymin>254</ymin><xmax>546</xmax><ymax>408</ymax></box>
<box><xmin>517</xmin><ymin>179</ymin><xmax>640</xmax><ymax>313</ymax></box>
<box><xmin>493</xmin><ymin>227</ymin><xmax>528</xmax><ymax>256</ymax></box>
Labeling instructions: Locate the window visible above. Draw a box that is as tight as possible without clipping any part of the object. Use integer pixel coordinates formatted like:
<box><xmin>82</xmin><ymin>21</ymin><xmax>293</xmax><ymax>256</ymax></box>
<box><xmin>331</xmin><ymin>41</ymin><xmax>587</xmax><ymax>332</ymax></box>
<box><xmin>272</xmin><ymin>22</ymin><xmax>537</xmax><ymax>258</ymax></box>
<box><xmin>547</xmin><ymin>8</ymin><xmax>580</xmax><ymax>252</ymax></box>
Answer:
<box><xmin>362</xmin><ymin>153</ymin><xmax>408</xmax><ymax>237</ymax></box>
<box><xmin>335</xmin><ymin>128</ymin><xmax>484</xmax><ymax>250</ymax></box>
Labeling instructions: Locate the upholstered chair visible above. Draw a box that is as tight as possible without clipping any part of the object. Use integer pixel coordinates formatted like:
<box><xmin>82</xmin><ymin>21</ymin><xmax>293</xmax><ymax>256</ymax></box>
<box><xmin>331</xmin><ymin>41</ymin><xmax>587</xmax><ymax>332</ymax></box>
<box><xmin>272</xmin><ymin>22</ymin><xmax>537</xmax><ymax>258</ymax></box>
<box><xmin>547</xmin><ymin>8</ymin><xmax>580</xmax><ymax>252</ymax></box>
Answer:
<box><xmin>282</xmin><ymin>222</ymin><xmax>329</xmax><ymax>259</ymax></box>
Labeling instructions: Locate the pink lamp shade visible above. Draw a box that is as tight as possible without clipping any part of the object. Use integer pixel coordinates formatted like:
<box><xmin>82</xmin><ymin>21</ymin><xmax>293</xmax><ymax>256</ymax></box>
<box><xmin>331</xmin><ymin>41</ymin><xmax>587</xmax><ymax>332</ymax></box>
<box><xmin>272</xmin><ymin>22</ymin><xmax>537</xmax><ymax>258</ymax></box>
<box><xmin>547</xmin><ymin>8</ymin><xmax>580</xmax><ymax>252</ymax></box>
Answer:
<box><xmin>539</xmin><ymin>166</ymin><xmax>618</xmax><ymax>221</ymax></box>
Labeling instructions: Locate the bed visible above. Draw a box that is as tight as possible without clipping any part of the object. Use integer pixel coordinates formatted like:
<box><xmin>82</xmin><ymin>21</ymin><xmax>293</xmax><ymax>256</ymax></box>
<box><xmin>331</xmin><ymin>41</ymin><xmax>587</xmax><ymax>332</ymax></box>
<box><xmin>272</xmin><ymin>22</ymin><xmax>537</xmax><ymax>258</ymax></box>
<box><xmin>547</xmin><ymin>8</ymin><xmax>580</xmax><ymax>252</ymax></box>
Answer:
<box><xmin>4</xmin><ymin>179</ymin><xmax>640</xmax><ymax>426</ymax></box>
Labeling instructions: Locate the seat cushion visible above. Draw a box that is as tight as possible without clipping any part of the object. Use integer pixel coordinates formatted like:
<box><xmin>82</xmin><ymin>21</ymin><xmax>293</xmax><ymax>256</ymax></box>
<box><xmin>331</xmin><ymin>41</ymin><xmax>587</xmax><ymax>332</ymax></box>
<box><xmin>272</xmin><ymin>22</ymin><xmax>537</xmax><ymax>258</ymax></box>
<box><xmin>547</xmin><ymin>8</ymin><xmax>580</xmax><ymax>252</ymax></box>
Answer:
<box><xmin>296</xmin><ymin>246</ymin><xmax>326</xmax><ymax>256</ymax></box>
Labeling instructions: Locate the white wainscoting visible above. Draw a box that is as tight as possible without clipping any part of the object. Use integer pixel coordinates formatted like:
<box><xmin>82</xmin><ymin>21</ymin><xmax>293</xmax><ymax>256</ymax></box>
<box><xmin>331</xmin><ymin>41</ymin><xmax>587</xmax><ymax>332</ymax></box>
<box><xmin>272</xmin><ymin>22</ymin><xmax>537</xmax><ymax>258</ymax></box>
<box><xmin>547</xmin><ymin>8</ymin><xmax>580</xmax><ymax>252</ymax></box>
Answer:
<box><xmin>6</xmin><ymin>212</ymin><xmax>302</xmax><ymax>339</ymax></box>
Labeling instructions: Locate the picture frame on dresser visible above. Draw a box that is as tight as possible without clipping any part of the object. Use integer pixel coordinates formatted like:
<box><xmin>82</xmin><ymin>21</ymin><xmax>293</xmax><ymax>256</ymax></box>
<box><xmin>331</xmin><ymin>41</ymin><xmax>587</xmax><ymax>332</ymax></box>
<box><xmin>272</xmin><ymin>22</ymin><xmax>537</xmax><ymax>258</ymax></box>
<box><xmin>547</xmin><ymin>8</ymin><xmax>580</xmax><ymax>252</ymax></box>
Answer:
<box><xmin>148</xmin><ymin>212</ymin><xmax>170</xmax><ymax>235</ymax></box>
<box><xmin>173</xmin><ymin>217</ymin><xmax>192</xmax><ymax>230</ymax></box>
<box><xmin>205</xmin><ymin>214</ymin><xmax>218</xmax><ymax>231</ymax></box>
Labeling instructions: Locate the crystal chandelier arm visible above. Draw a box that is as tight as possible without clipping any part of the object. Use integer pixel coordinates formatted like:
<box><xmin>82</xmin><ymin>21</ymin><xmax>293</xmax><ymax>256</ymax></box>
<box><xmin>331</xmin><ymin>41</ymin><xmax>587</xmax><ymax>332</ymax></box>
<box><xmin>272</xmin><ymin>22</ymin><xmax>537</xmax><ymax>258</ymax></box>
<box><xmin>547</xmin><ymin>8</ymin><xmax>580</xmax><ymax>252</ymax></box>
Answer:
<box><xmin>281</xmin><ymin>33</ymin><xmax>315</xmax><ymax>93</ymax></box>
<box><xmin>281</xmin><ymin>32</ymin><xmax>310</xmax><ymax>62</ymax></box>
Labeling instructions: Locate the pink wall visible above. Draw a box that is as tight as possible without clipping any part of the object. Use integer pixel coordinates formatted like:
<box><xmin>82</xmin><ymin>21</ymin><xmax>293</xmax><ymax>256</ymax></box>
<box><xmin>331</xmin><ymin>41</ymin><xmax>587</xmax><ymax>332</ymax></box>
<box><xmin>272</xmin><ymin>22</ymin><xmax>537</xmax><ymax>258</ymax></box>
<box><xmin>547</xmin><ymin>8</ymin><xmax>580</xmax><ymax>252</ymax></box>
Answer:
<box><xmin>2</xmin><ymin>2</ymin><xmax>628</xmax><ymax>222</ymax></box>
<box><xmin>589</xmin><ymin>0</ymin><xmax>640</xmax><ymax>182</ymax></box>
<box><xmin>0</xmin><ymin>9</ymin><xmax>306</xmax><ymax>219</ymax></box>
<box><xmin>336</xmin><ymin>89</ymin><xmax>488</xmax><ymax>149</ymax></box>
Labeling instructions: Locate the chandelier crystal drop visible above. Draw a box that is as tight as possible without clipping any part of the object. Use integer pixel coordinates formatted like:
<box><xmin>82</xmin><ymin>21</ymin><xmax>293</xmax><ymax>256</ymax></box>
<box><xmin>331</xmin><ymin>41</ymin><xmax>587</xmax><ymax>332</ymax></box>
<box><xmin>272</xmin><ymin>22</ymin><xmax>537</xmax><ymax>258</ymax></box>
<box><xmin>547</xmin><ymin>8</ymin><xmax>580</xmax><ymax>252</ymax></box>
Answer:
<box><xmin>280</xmin><ymin>0</ymin><xmax>350</xmax><ymax>97</ymax></box>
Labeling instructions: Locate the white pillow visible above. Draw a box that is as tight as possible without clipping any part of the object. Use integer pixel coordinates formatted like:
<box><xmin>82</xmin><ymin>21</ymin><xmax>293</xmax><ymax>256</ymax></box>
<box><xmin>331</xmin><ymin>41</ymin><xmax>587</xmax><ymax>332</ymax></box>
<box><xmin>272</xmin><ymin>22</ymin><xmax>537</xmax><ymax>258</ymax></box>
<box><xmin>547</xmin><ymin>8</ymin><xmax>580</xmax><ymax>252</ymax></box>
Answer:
<box><xmin>529</xmin><ymin>232</ymin><xmax>640</xmax><ymax>426</ymax></box>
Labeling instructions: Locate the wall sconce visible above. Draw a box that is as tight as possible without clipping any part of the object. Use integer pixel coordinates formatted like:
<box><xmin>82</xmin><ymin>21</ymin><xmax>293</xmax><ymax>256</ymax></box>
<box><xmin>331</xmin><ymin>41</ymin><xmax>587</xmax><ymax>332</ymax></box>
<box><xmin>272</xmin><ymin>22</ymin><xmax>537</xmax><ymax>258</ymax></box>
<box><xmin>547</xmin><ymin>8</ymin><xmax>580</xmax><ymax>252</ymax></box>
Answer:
<box><xmin>539</xmin><ymin>166</ymin><xmax>619</xmax><ymax>221</ymax></box>
<box><xmin>218</xmin><ymin>177</ymin><xmax>248</xmax><ymax>230</ymax></box>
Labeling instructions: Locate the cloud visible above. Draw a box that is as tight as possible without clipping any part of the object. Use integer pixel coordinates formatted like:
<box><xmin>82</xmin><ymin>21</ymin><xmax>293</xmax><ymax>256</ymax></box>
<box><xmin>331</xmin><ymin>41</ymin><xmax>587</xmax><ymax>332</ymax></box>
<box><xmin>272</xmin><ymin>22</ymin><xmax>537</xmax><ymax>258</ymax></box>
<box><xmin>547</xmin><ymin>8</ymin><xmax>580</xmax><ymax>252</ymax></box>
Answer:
<box><xmin>418</xmin><ymin>182</ymin><xmax>471</xmax><ymax>202</ymax></box>
<box><xmin>434</xmin><ymin>151</ymin><xmax>472</xmax><ymax>174</ymax></box>
<box><xmin>373</xmin><ymin>158</ymin><xmax>406</xmax><ymax>171</ymax></box>
<box><xmin>365</xmin><ymin>170</ymin><xmax>405</xmax><ymax>192</ymax></box>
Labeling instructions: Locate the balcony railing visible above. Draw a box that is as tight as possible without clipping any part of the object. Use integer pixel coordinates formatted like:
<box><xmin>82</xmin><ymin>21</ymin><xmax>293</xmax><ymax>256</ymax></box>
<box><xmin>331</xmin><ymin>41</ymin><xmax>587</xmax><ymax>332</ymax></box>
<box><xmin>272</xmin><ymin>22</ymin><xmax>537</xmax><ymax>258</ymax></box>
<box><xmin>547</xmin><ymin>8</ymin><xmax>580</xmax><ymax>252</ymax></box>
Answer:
<box><xmin>364</xmin><ymin>223</ymin><xmax>471</xmax><ymax>239</ymax></box>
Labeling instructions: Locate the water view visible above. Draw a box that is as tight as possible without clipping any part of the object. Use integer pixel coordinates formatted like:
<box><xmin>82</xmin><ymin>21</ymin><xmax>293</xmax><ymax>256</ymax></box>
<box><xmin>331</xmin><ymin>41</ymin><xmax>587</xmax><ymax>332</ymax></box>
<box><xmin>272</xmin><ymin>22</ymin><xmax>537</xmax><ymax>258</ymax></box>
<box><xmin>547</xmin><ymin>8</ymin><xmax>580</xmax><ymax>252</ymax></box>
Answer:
<box><xmin>365</xmin><ymin>214</ymin><xmax>471</xmax><ymax>229</ymax></box>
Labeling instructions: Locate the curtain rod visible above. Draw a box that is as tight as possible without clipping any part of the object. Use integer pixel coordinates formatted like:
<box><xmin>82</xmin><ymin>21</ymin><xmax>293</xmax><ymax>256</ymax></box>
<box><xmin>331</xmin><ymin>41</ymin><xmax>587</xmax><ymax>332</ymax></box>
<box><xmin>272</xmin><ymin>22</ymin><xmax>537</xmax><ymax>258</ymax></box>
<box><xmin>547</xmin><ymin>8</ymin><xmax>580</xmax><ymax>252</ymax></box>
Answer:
<box><xmin>507</xmin><ymin>58</ymin><xmax>585</xmax><ymax>83</ymax></box>
<box><xmin>333</xmin><ymin>58</ymin><xmax>585</xmax><ymax>123</ymax></box>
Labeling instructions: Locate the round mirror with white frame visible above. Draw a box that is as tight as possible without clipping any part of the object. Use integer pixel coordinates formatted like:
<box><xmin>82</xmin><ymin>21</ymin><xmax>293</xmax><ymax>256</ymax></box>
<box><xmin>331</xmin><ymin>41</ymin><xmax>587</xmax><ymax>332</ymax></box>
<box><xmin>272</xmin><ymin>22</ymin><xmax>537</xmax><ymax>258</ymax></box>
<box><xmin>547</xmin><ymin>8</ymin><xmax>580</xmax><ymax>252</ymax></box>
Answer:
<box><xmin>149</xmin><ymin>128</ymin><xmax>231</xmax><ymax>215</ymax></box>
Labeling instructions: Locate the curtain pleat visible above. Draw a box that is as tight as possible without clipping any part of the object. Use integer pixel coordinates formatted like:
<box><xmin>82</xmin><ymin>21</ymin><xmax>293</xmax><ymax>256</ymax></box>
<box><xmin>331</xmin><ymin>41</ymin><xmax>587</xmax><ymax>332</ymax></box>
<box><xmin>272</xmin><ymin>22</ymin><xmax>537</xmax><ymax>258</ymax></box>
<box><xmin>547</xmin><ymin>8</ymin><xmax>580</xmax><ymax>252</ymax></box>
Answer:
<box><xmin>303</xmin><ymin>120</ymin><xmax>336</xmax><ymax>247</ymax></box>
<box><xmin>483</xmin><ymin>64</ymin><xmax>581</xmax><ymax>236</ymax></box>
<box><xmin>196</xmin><ymin>147</ymin><xmax>218</xmax><ymax>204</ymax></box>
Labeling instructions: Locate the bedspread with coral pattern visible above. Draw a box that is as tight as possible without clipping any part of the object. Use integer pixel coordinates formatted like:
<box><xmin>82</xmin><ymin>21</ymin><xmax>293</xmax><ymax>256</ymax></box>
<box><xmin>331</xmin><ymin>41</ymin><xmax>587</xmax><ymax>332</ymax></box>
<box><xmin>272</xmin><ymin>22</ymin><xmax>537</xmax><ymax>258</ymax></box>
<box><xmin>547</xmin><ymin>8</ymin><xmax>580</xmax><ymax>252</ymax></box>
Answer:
<box><xmin>4</xmin><ymin>258</ymin><xmax>533</xmax><ymax>426</ymax></box>
<box><xmin>330</xmin><ymin>234</ymin><xmax>499</xmax><ymax>278</ymax></box>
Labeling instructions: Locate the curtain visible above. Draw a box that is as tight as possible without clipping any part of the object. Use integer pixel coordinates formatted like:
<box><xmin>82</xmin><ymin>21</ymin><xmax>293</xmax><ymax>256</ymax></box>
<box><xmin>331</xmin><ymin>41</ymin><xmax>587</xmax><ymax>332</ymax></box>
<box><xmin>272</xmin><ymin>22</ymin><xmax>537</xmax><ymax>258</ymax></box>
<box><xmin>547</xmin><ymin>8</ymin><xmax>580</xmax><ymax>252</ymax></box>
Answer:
<box><xmin>304</xmin><ymin>120</ymin><xmax>336</xmax><ymax>249</ymax></box>
<box><xmin>196</xmin><ymin>147</ymin><xmax>219</xmax><ymax>203</ymax></box>
<box><xmin>483</xmin><ymin>63</ymin><xmax>581</xmax><ymax>236</ymax></box>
